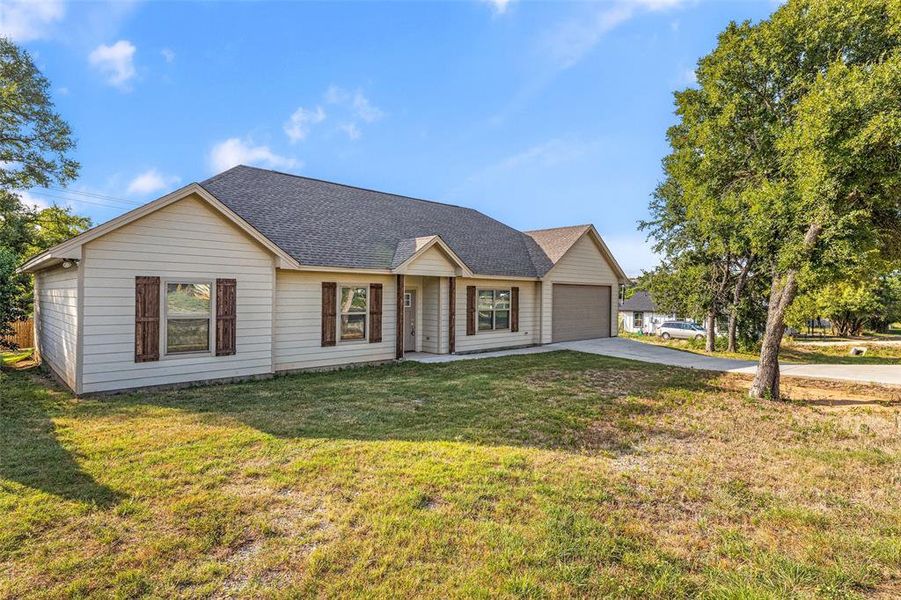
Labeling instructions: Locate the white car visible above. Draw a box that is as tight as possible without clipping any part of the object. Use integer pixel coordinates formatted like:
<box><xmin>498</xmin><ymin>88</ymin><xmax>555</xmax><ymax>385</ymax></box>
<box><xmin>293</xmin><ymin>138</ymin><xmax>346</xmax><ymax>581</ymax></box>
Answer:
<box><xmin>657</xmin><ymin>321</ymin><xmax>706</xmax><ymax>341</ymax></box>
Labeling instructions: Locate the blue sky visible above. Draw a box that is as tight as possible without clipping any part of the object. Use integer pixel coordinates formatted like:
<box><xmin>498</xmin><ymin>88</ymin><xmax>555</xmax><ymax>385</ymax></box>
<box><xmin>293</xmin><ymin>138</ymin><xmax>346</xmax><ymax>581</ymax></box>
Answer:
<box><xmin>3</xmin><ymin>0</ymin><xmax>776</xmax><ymax>275</ymax></box>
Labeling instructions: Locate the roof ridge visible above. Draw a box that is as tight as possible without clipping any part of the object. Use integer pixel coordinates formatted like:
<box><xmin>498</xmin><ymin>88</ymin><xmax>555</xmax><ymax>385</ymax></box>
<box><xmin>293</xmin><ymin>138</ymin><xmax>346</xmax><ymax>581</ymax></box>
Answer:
<box><xmin>523</xmin><ymin>224</ymin><xmax>591</xmax><ymax>234</ymax></box>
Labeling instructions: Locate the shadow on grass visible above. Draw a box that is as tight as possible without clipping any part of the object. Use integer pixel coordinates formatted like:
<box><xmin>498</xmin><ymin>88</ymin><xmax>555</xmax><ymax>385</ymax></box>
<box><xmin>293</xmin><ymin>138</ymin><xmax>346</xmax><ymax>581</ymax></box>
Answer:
<box><xmin>0</xmin><ymin>370</ymin><xmax>122</xmax><ymax>507</ymax></box>
<box><xmin>93</xmin><ymin>351</ymin><xmax>718</xmax><ymax>457</ymax></box>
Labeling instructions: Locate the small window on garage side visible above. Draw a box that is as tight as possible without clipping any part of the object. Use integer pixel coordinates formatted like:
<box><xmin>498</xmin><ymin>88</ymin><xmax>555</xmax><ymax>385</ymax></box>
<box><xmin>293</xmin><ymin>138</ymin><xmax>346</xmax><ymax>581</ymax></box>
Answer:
<box><xmin>166</xmin><ymin>282</ymin><xmax>212</xmax><ymax>354</ymax></box>
<box><xmin>633</xmin><ymin>311</ymin><xmax>644</xmax><ymax>328</ymax></box>
<box><xmin>340</xmin><ymin>285</ymin><xmax>367</xmax><ymax>341</ymax></box>
<box><xmin>477</xmin><ymin>289</ymin><xmax>511</xmax><ymax>331</ymax></box>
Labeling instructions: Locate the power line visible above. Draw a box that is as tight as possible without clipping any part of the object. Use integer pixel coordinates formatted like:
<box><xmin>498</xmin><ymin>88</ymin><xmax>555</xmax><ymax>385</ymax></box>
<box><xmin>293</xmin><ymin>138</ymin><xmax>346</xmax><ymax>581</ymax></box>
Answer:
<box><xmin>25</xmin><ymin>190</ymin><xmax>139</xmax><ymax>210</ymax></box>
<box><xmin>47</xmin><ymin>186</ymin><xmax>142</xmax><ymax>206</ymax></box>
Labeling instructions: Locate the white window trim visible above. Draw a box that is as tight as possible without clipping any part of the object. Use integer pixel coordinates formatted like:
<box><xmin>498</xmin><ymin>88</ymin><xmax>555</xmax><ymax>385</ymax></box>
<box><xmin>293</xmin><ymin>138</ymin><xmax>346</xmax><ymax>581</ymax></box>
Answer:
<box><xmin>476</xmin><ymin>288</ymin><xmax>511</xmax><ymax>333</ymax></box>
<box><xmin>633</xmin><ymin>311</ymin><xmax>644</xmax><ymax>328</ymax></box>
<box><xmin>161</xmin><ymin>279</ymin><xmax>216</xmax><ymax>358</ymax></box>
<box><xmin>337</xmin><ymin>283</ymin><xmax>369</xmax><ymax>344</ymax></box>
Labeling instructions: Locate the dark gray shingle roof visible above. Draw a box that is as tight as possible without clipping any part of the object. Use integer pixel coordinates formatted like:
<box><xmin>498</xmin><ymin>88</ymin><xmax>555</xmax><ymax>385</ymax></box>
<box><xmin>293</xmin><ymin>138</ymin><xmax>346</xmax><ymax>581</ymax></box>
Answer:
<box><xmin>619</xmin><ymin>290</ymin><xmax>658</xmax><ymax>312</ymax></box>
<box><xmin>201</xmin><ymin>165</ymin><xmax>554</xmax><ymax>277</ymax></box>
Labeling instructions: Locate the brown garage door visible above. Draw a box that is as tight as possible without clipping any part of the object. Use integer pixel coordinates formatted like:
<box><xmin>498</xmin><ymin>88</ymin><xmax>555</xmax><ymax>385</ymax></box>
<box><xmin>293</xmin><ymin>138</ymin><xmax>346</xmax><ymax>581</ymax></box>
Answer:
<box><xmin>552</xmin><ymin>284</ymin><xmax>611</xmax><ymax>342</ymax></box>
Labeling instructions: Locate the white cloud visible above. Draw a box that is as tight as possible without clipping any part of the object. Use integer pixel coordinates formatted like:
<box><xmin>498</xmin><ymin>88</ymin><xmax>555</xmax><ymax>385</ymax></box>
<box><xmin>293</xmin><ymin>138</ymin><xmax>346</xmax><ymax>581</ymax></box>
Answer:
<box><xmin>325</xmin><ymin>86</ymin><xmax>384</xmax><ymax>122</ymax></box>
<box><xmin>126</xmin><ymin>169</ymin><xmax>180</xmax><ymax>196</ymax></box>
<box><xmin>161</xmin><ymin>48</ymin><xmax>175</xmax><ymax>63</ymax></box>
<box><xmin>483</xmin><ymin>0</ymin><xmax>514</xmax><ymax>15</ymax></box>
<box><xmin>0</xmin><ymin>0</ymin><xmax>65</xmax><ymax>42</ymax></box>
<box><xmin>321</xmin><ymin>85</ymin><xmax>383</xmax><ymax>140</ymax></box>
<box><xmin>351</xmin><ymin>91</ymin><xmax>384</xmax><ymax>123</ymax></box>
<box><xmin>338</xmin><ymin>122</ymin><xmax>361</xmax><ymax>141</ymax></box>
<box><xmin>208</xmin><ymin>138</ymin><xmax>300</xmax><ymax>173</ymax></box>
<box><xmin>496</xmin><ymin>138</ymin><xmax>599</xmax><ymax>171</ymax></box>
<box><xmin>679</xmin><ymin>67</ymin><xmax>698</xmax><ymax>86</ymax></box>
<box><xmin>18</xmin><ymin>190</ymin><xmax>50</xmax><ymax>210</ymax></box>
<box><xmin>631</xmin><ymin>0</ymin><xmax>687</xmax><ymax>9</ymax></box>
<box><xmin>88</xmin><ymin>40</ymin><xmax>136</xmax><ymax>90</ymax></box>
<box><xmin>543</xmin><ymin>0</ymin><xmax>688</xmax><ymax>70</ymax></box>
<box><xmin>543</xmin><ymin>5</ymin><xmax>634</xmax><ymax>70</ymax></box>
<box><xmin>467</xmin><ymin>138</ymin><xmax>601</xmax><ymax>186</ymax></box>
<box><xmin>324</xmin><ymin>84</ymin><xmax>350</xmax><ymax>105</ymax></box>
<box><xmin>284</xmin><ymin>106</ymin><xmax>326</xmax><ymax>143</ymax></box>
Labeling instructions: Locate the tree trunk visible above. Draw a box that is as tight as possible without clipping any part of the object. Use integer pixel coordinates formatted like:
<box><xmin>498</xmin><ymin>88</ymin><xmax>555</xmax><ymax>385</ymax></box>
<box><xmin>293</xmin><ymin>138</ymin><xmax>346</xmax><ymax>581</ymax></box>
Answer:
<box><xmin>727</xmin><ymin>259</ymin><xmax>753</xmax><ymax>353</ymax></box>
<box><xmin>706</xmin><ymin>306</ymin><xmax>717</xmax><ymax>352</ymax></box>
<box><xmin>727</xmin><ymin>314</ymin><xmax>738</xmax><ymax>353</ymax></box>
<box><xmin>749</xmin><ymin>275</ymin><xmax>789</xmax><ymax>399</ymax></box>
<box><xmin>750</xmin><ymin>223</ymin><xmax>822</xmax><ymax>400</ymax></box>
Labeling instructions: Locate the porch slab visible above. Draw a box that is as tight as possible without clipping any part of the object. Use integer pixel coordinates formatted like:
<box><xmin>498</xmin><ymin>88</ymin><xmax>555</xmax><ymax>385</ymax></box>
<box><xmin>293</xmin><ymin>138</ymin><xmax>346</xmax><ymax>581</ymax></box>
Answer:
<box><xmin>403</xmin><ymin>346</ymin><xmax>555</xmax><ymax>363</ymax></box>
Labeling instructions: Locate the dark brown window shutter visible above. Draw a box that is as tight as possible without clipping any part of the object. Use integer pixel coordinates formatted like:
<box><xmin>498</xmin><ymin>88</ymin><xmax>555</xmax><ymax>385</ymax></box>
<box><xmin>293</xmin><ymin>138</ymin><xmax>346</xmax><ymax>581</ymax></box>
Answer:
<box><xmin>321</xmin><ymin>282</ymin><xmax>337</xmax><ymax>347</ymax></box>
<box><xmin>448</xmin><ymin>277</ymin><xmax>456</xmax><ymax>353</ymax></box>
<box><xmin>369</xmin><ymin>283</ymin><xmax>383</xmax><ymax>343</ymax></box>
<box><xmin>466</xmin><ymin>285</ymin><xmax>476</xmax><ymax>336</ymax></box>
<box><xmin>511</xmin><ymin>286</ymin><xmax>520</xmax><ymax>333</ymax></box>
<box><xmin>135</xmin><ymin>276</ymin><xmax>160</xmax><ymax>362</ymax></box>
<box><xmin>216</xmin><ymin>278</ymin><xmax>237</xmax><ymax>356</ymax></box>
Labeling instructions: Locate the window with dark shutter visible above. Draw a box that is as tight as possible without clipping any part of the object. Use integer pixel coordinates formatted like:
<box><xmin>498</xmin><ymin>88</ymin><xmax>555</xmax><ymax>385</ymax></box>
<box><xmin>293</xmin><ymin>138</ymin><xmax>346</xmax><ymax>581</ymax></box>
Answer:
<box><xmin>369</xmin><ymin>283</ymin><xmax>383</xmax><ymax>343</ymax></box>
<box><xmin>215</xmin><ymin>278</ymin><xmax>237</xmax><ymax>356</ymax></box>
<box><xmin>135</xmin><ymin>276</ymin><xmax>160</xmax><ymax>362</ymax></box>
<box><xmin>321</xmin><ymin>282</ymin><xmax>337</xmax><ymax>346</ymax></box>
<box><xmin>511</xmin><ymin>286</ymin><xmax>520</xmax><ymax>333</ymax></box>
<box><xmin>466</xmin><ymin>285</ymin><xmax>476</xmax><ymax>336</ymax></box>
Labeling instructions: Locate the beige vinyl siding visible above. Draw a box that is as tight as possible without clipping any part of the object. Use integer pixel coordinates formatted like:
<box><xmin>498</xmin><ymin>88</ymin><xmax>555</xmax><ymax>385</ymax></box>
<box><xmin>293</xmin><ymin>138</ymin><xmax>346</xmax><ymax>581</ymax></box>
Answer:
<box><xmin>404</xmin><ymin>246</ymin><xmax>457</xmax><ymax>276</ymax></box>
<box><xmin>541</xmin><ymin>234</ymin><xmax>619</xmax><ymax>343</ymax></box>
<box><xmin>455</xmin><ymin>278</ymin><xmax>539</xmax><ymax>353</ymax></box>
<box><xmin>437</xmin><ymin>277</ymin><xmax>449</xmax><ymax>354</ymax></box>
<box><xmin>421</xmin><ymin>278</ymin><xmax>440</xmax><ymax>353</ymax></box>
<box><xmin>34</xmin><ymin>264</ymin><xmax>79</xmax><ymax>390</ymax></box>
<box><xmin>80</xmin><ymin>194</ymin><xmax>275</xmax><ymax>393</ymax></box>
<box><xmin>274</xmin><ymin>271</ymin><xmax>396</xmax><ymax>370</ymax></box>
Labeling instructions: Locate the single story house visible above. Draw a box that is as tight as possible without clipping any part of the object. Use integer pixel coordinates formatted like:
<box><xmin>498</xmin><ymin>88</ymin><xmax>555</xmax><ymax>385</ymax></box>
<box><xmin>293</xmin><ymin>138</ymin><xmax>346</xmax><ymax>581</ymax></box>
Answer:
<box><xmin>618</xmin><ymin>290</ymin><xmax>675</xmax><ymax>334</ymax></box>
<box><xmin>19</xmin><ymin>165</ymin><xmax>627</xmax><ymax>394</ymax></box>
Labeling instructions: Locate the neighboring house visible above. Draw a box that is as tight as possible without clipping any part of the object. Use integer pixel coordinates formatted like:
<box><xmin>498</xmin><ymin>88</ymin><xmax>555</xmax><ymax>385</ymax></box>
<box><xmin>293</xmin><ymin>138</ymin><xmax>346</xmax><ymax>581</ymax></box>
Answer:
<box><xmin>619</xmin><ymin>290</ymin><xmax>675</xmax><ymax>334</ymax></box>
<box><xmin>19</xmin><ymin>165</ymin><xmax>627</xmax><ymax>394</ymax></box>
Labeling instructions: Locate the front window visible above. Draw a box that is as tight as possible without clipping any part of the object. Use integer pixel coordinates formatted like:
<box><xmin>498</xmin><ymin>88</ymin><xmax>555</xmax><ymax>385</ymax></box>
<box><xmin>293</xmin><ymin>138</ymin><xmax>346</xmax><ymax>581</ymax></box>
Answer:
<box><xmin>633</xmin><ymin>311</ymin><xmax>644</xmax><ymax>328</ymax></box>
<box><xmin>477</xmin><ymin>289</ymin><xmax>511</xmax><ymax>331</ymax></box>
<box><xmin>340</xmin><ymin>285</ymin><xmax>367</xmax><ymax>341</ymax></box>
<box><xmin>166</xmin><ymin>282</ymin><xmax>211</xmax><ymax>354</ymax></box>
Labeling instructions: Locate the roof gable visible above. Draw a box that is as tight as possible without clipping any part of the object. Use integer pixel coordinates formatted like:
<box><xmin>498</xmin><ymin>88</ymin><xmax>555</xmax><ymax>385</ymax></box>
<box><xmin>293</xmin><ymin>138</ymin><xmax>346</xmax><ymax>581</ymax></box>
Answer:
<box><xmin>391</xmin><ymin>235</ymin><xmax>471</xmax><ymax>275</ymax></box>
<box><xmin>526</xmin><ymin>224</ymin><xmax>627</xmax><ymax>280</ymax></box>
<box><xmin>525</xmin><ymin>225</ymin><xmax>590</xmax><ymax>263</ymax></box>
<box><xmin>18</xmin><ymin>183</ymin><xmax>299</xmax><ymax>274</ymax></box>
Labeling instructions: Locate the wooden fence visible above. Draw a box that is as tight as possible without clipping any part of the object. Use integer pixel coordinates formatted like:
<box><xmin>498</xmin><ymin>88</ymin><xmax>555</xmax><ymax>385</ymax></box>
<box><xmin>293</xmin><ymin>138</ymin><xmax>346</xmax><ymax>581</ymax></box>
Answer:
<box><xmin>1</xmin><ymin>320</ymin><xmax>34</xmax><ymax>349</ymax></box>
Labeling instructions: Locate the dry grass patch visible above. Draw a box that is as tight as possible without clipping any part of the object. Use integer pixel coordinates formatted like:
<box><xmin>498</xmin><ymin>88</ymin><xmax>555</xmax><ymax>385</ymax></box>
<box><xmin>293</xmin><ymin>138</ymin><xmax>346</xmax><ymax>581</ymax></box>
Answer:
<box><xmin>1</xmin><ymin>351</ymin><xmax>898</xmax><ymax>598</ymax></box>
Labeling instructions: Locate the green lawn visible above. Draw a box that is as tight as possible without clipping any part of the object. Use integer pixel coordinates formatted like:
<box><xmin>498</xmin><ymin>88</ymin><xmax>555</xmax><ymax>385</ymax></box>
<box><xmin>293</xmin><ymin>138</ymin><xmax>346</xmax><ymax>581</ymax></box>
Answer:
<box><xmin>626</xmin><ymin>334</ymin><xmax>901</xmax><ymax>365</ymax></box>
<box><xmin>1</xmin><ymin>353</ymin><xmax>899</xmax><ymax>598</ymax></box>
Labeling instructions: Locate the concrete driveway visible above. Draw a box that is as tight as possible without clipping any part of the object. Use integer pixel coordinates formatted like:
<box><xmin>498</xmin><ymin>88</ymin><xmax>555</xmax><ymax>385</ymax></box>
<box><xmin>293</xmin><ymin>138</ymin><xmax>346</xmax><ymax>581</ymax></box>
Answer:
<box><xmin>555</xmin><ymin>337</ymin><xmax>901</xmax><ymax>387</ymax></box>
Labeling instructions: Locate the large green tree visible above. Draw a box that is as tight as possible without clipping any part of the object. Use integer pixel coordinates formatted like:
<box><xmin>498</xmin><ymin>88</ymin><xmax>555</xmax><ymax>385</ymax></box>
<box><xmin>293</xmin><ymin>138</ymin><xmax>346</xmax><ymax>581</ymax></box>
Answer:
<box><xmin>0</xmin><ymin>36</ymin><xmax>82</xmax><ymax>340</ymax></box>
<box><xmin>647</xmin><ymin>0</ymin><xmax>901</xmax><ymax>399</ymax></box>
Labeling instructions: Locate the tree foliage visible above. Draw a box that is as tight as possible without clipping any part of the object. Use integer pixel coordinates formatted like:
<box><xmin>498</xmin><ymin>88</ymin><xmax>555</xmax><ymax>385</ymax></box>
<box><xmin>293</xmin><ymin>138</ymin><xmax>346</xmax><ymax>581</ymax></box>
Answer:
<box><xmin>645</xmin><ymin>0</ymin><xmax>901</xmax><ymax>399</ymax></box>
<box><xmin>0</xmin><ymin>37</ymin><xmax>84</xmax><ymax>342</ymax></box>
